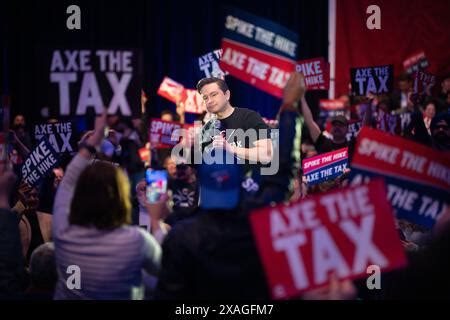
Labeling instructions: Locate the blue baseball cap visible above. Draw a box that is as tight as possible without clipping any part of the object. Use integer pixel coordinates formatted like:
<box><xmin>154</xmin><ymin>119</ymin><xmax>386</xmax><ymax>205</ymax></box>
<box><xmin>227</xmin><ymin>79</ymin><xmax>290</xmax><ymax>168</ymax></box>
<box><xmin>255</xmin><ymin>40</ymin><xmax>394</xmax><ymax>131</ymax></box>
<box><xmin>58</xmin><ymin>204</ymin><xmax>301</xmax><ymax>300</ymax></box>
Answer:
<box><xmin>198</xmin><ymin>154</ymin><xmax>242</xmax><ymax>210</ymax></box>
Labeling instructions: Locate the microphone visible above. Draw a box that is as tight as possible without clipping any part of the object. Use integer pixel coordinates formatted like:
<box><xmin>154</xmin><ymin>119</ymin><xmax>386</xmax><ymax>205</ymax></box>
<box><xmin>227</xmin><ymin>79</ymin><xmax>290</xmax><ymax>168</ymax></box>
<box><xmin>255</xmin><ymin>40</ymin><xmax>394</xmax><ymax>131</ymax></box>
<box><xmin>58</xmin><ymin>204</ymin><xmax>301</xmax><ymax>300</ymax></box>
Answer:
<box><xmin>200</xmin><ymin>114</ymin><xmax>219</xmax><ymax>146</ymax></box>
<box><xmin>207</xmin><ymin>113</ymin><xmax>221</xmax><ymax>136</ymax></box>
<box><xmin>213</xmin><ymin>118</ymin><xmax>221</xmax><ymax>132</ymax></box>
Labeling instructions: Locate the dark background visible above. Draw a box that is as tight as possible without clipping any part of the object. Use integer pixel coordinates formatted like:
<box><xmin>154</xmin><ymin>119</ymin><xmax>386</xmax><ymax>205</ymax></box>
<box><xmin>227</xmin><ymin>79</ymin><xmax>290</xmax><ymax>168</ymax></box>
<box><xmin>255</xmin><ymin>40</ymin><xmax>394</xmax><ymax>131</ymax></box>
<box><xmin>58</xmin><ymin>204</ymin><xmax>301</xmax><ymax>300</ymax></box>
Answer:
<box><xmin>1</xmin><ymin>0</ymin><xmax>328</xmax><ymax>127</ymax></box>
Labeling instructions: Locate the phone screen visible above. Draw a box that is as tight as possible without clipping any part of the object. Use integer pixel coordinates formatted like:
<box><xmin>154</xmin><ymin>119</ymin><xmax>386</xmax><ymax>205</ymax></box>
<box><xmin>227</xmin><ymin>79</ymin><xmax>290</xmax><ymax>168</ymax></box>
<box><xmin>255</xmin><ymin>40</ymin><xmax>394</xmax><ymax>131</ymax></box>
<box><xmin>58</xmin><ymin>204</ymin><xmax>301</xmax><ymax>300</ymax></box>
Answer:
<box><xmin>145</xmin><ymin>169</ymin><xmax>168</xmax><ymax>203</ymax></box>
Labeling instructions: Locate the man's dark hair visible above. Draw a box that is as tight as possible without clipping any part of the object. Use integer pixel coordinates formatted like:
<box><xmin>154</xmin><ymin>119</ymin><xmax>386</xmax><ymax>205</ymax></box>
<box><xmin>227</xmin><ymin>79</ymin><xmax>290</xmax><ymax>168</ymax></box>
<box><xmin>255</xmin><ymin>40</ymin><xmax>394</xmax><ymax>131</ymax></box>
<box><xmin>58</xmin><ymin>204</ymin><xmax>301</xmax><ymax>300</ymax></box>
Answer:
<box><xmin>161</xmin><ymin>109</ymin><xmax>174</xmax><ymax>117</ymax></box>
<box><xmin>196</xmin><ymin>77</ymin><xmax>229</xmax><ymax>94</ymax></box>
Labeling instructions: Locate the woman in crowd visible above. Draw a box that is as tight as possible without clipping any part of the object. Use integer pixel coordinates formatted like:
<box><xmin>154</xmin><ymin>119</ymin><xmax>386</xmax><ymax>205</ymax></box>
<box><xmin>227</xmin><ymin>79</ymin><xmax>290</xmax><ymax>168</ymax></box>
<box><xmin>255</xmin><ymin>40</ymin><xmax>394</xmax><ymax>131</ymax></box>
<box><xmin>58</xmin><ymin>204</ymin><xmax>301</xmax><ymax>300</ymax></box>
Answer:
<box><xmin>52</xmin><ymin>112</ymin><xmax>161</xmax><ymax>300</ymax></box>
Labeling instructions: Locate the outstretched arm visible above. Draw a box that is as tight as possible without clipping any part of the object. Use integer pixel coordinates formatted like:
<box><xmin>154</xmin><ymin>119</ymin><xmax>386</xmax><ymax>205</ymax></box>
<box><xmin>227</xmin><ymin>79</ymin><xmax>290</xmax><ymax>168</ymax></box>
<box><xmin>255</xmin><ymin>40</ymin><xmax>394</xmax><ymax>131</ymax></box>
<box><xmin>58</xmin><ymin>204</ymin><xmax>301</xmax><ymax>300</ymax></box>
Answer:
<box><xmin>300</xmin><ymin>97</ymin><xmax>321</xmax><ymax>143</ymax></box>
<box><xmin>52</xmin><ymin>112</ymin><xmax>107</xmax><ymax>238</ymax></box>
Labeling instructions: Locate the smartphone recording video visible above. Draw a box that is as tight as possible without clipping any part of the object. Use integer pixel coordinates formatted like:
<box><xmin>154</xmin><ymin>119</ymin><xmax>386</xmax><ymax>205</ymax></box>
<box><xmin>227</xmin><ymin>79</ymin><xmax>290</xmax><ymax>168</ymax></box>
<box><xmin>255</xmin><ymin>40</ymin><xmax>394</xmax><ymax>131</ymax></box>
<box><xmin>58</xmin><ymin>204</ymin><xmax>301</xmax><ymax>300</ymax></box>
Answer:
<box><xmin>145</xmin><ymin>169</ymin><xmax>168</xmax><ymax>203</ymax></box>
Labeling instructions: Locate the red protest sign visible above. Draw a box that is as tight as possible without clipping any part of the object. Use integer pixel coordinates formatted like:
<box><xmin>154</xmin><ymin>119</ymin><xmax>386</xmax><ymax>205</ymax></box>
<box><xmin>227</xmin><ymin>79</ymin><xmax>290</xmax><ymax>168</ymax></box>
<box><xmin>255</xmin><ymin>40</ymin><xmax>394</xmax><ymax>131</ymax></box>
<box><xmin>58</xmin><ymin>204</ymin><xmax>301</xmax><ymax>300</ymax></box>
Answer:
<box><xmin>249</xmin><ymin>179</ymin><xmax>406</xmax><ymax>299</ymax></box>
<box><xmin>180</xmin><ymin>89</ymin><xmax>205</xmax><ymax>114</ymax></box>
<box><xmin>296</xmin><ymin>58</ymin><xmax>329</xmax><ymax>90</ymax></box>
<box><xmin>220</xmin><ymin>40</ymin><xmax>296</xmax><ymax>98</ymax></box>
<box><xmin>403</xmin><ymin>51</ymin><xmax>429</xmax><ymax>74</ymax></box>
<box><xmin>303</xmin><ymin>148</ymin><xmax>348</xmax><ymax>186</ymax></box>
<box><xmin>351</xmin><ymin>127</ymin><xmax>450</xmax><ymax>228</ymax></box>
<box><xmin>352</xmin><ymin>127</ymin><xmax>450</xmax><ymax>191</ymax></box>
<box><xmin>303</xmin><ymin>148</ymin><xmax>348</xmax><ymax>174</ymax></box>
<box><xmin>319</xmin><ymin>99</ymin><xmax>345</xmax><ymax>110</ymax></box>
<box><xmin>149</xmin><ymin>119</ymin><xmax>184</xmax><ymax>149</ymax></box>
<box><xmin>220</xmin><ymin>8</ymin><xmax>298</xmax><ymax>98</ymax></box>
<box><xmin>157</xmin><ymin>77</ymin><xmax>185</xmax><ymax>103</ymax></box>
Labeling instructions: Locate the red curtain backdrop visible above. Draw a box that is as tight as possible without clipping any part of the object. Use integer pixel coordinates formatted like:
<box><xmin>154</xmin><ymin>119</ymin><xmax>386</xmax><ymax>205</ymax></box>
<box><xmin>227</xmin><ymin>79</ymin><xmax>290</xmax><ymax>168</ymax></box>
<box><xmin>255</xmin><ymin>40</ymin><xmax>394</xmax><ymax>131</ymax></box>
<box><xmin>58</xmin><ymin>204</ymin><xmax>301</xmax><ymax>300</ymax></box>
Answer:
<box><xmin>335</xmin><ymin>0</ymin><xmax>450</xmax><ymax>97</ymax></box>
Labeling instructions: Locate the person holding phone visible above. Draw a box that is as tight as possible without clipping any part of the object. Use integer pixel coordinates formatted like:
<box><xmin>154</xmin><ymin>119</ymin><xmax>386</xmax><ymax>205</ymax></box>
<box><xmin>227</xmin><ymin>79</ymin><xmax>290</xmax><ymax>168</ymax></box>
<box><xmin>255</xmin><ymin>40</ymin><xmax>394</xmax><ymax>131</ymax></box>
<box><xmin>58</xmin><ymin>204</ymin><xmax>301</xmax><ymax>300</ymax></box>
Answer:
<box><xmin>52</xmin><ymin>112</ymin><xmax>161</xmax><ymax>300</ymax></box>
<box><xmin>135</xmin><ymin>179</ymin><xmax>170</xmax><ymax>244</ymax></box>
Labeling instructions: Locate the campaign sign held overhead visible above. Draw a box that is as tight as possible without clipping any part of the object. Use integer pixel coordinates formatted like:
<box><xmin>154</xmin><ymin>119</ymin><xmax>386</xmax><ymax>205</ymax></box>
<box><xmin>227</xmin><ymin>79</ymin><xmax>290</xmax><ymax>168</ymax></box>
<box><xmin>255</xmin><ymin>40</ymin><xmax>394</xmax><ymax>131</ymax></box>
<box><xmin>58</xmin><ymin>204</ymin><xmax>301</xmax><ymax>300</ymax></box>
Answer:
<box><xmin>39</xmin><ymin>48</ymin><xmax>142</xmax><ymax>117</ymax></box>
<box><xmin>197</xmin><ymin>49</ymin><xmax>228</xmax><ymax>79</ymax></box>
<box><xmin>220</xmin><ymin>7</ymin><xmax>299</xmax><ymax>98</ymax></box>
<box><xmin>21</xmin><ymin>138</ymin><xmax>59</xmax><ymax>187</ymax></box>
<box><xmin>34</xmin><ymin>122</ymin><xmax>76</xmax><ymax>154</ymax></box>
<box><xmin>303</xmin><ymin>148</ymin><xmax>348</xmax><ymax>186</ymax></box>
<box><xmin>157</xmin><ymin>77</ymin><xmax>185</xmax><ymax>104</ymax></box>
<box><xmin>296</xmin><ymin>57</ymin><xmax>329</xmax><ymax>90</ymax></box>
<box><xmin>149</xmin><ymin>119</ymin><xmax>185</xmax><ymax>149</ymax></box>
<box><xmin>350</xmin><ymin>64</ymin><xmax>393</xmax><ymax>96</ymax></box>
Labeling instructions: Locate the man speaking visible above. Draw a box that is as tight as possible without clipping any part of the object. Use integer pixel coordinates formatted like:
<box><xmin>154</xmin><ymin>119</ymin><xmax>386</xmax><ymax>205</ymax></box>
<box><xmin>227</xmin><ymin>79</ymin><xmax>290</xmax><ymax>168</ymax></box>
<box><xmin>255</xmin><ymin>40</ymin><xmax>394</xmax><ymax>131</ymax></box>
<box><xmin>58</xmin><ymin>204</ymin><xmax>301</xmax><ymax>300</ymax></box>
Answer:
<box><xmin>196</xmin><ymin>77</ymin><xmax>272</xmax><ymax>174</ymax></box>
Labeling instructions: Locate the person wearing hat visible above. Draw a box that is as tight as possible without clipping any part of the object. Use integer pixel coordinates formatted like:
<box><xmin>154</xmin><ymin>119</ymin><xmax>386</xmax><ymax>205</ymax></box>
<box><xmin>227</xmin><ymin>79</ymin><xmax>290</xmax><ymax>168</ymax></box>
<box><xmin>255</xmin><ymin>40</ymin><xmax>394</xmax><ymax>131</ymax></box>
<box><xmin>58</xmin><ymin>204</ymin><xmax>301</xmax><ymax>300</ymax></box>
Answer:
<box><xmin>299</xmin><ymin>92</ymin><xmax>349</xmax><ymax>154</ymax></box>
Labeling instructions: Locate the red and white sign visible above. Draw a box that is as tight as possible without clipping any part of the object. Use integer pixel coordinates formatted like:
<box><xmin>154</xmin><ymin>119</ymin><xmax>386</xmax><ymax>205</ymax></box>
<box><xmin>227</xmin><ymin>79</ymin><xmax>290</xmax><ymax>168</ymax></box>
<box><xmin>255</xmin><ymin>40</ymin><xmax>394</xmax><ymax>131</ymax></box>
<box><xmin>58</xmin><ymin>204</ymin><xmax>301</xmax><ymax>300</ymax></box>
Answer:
<box><xmin>149</xmin><ymin>119</ymin><xmax>184</xmax><ymax>149</ymax></box>
<box><xmin>296</xmin><ymin>57</ymin><xmax>330</xmax><ymax>90</ymax></box>
<box><xmin>220</xmin><ymin>39</ymin><xmax>296</xmax><ymax>98</ymax></box>
<box><xmin>303</xmin><ymin>148</ymin><xmax>348</xmax><ymax>175</ymax></box>
<box><xmin>157</xmin><ymin>77</ymin><xmax>185</xmax><ymax>103</ymax></box>
<box><xmin>352</xmin><ymin>127</ymin><xmax>450</xmax><ymax>191</ymax></box>
<box><xmin>319</xmin><ymin>99</ymin><xmax>345</xmax><ymax>111</ymax></box>
<box><xmin>403</xmin><ymin>51</ymin><xmax>429</xmax><ymax>73</ymax></box>
<box><xmin>157</xmin><ymin>77</ymin><xmax>205</xmax><ymax>114</ymax></box>
<box><xmin>180</xmin><ymin>89</ymin><xmax>205</xmax><ymax>114</ymax></box>
<box><xmin>249</xmin><ymin>179</ymin><xmax>406</xmax><ymax>299</ymax></box>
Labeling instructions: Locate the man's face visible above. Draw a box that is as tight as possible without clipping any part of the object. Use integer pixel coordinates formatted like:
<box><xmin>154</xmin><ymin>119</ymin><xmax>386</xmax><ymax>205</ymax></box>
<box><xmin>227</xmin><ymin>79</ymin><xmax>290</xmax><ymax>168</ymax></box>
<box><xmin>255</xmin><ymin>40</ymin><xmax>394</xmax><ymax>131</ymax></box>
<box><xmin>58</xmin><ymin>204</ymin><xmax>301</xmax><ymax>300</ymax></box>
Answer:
<box><xmin>398</xmin><ymin>80</ymin><xmax>411</xmax><ymax>92</ymax></box>
<box><xmin>424</xmin><ymin>103</ymin><xmax>436</xmax><ymax>119</ymax></box>
<box><xmin>200</xmin><ymin>83</ymin><xmax>230</xmax><ymax>114</ymax></box>
<box><xmin>442</xmin><ymin>78</ymin><xmax>450</xmax><ymax>94</ymax></box>
<box><xmin>432</xmin><ymin>120</ymin><xmax>450</xmax><ymax>144</ymax></box>
<box><xmin>175</xmin><ymin>164</ymin><xmax>193</xmax><ymax>181</ymax></box>
<box><xmin>13</xmin><ymin>115</ymin><xmax>25</xmax><ymax>127</ymax></box>
<box><xmin>331</xmin><ymin>122</ymin><xmax>348</xmax><ymax>142</ymax></box>
<box><xmin>164</xmin><ymin>157</ymin><xmax>177</xmax><ymax>178</ymax></box>
<box><xmin>53</xmin><ymin>168</ymin><xmax>64</xmax><ymax>189</ymax></box>
<box><xmin>20</xmin><ymin>186</ymin><xmax>40</xmax><ymax>211</ymax></box>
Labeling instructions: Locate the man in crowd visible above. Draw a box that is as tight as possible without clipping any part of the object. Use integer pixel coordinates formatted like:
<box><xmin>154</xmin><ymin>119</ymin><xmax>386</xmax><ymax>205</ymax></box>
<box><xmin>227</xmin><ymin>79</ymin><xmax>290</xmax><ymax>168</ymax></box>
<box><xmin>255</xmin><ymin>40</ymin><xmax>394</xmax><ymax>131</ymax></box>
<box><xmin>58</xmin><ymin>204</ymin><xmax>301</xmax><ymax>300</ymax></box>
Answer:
<box><xmin>300</xmin><ymin>95</ymin><xmax>349</xmax><ymax>154</ymax></box>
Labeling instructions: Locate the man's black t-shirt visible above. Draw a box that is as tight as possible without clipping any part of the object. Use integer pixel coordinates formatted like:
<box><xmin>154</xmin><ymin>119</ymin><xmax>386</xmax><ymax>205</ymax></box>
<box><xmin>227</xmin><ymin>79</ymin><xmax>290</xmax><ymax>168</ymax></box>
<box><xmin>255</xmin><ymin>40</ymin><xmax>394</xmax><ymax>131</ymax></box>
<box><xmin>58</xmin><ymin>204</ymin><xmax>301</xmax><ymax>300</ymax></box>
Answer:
<box><xmin>166</xmin><ymin>178</ymin><xmax>199</xmax><ymax>225</ymax></box>
<box><xmin>201</xmin><ymin>107</ymin><xmax>270</xmax><ymax>174</ymax></box>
